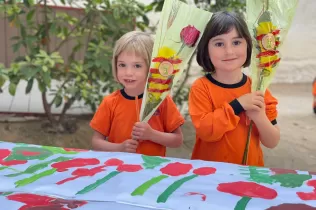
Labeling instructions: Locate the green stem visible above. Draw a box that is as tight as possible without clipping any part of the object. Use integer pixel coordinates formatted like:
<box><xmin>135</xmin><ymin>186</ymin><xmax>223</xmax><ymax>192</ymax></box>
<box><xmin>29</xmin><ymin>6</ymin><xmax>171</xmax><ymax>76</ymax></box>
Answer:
<box><xmin>0</xmin><ymin>166</ymin><xmax>21</xmax><ymax>173</ymax></box>
<box><xmin>176</xmin><ymin>43</ymin><xmax>185</xmax><ymax>56</ymax></box>
<box><xmin>131</xmin><ymin>175</ymin><xmax>168</xmax><ymax>196</ymax></box>
<box><xmin>15</xmin><ymin>168</ymin><xmax>56</xmax><ymax>187</ymax></box>
<box><xmin>157</xmin><ymin>174</ymin><xmax>198</xmax><ymax>203</ymax></box>
<box><xmin>76</xmin><ymin>171</ymin><xmax>120</xmax><ymax>195</ymax></box>
<box><xmin>234</xmin><ymin>196</ymin><xmax>252</xmax><ymax>210</ymax></box>
<box><xmin>242</xmin><ymin>122</ymin><xmax>253</xmax><ymax>165</ymax></box>
<box><xmin>242</xmin><ymin>72</ymin><xmax>265</xmax><ymax>165</ymax></box>
<box><xmin>265</xmin><ymin>0</ymin><xmax>269</xmax><ymax>10</ymax></box>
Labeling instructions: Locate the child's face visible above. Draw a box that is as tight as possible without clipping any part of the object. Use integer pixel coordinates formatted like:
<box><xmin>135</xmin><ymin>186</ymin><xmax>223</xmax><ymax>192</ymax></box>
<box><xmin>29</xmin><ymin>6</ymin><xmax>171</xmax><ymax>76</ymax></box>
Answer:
<box><xmin>208</xmin><ymin>27</ymin><xmax>247</xmax><ymax>73</ymax></box>
<box><xmin>116</xmin><ymin>50</ymin><xmax>148</xmax><ymax>94</ymax></box>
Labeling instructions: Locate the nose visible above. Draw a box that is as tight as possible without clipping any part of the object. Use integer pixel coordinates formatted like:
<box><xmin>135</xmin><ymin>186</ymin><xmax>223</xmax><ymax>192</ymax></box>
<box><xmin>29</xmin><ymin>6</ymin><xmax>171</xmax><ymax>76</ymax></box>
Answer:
<box><xmin>225</xmin><ymin>44</ymin><xmax>234</xmax><ymax>55</ymax></box>
<box><xmin>125</xmin><ymin>66</ymin><xmax>133</xmax><ymax>76</ymax></box>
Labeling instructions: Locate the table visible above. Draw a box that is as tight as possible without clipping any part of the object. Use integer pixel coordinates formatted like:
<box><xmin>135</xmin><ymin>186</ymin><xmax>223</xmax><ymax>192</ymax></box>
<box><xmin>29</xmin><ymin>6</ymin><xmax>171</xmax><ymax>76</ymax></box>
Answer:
<box><xmin>0</xmin><ymin>141</ymin><xmax>315</xmax><ymax>210</ymax></box>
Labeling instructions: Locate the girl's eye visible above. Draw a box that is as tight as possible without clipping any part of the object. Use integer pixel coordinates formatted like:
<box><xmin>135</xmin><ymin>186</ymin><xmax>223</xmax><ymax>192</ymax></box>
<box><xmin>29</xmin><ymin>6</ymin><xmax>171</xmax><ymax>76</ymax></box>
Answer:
<box><xmin>118</xmin><ymin>63</ymin><xmax>125</xmax><ymax>67</ymax></box>
<box><xmin>233</xmin><ymin>40</ymin><xmax>242</xmax><ymax>46</ymax></box>
<box><xmin>215</xmin><ymin>42</ymin><xmax>224</xmax><ymax>47</ymax></box>
<box><xmin>135</xmin><ymin>64</ymin><xmax>142</xmax><ymax>68</ymax></box>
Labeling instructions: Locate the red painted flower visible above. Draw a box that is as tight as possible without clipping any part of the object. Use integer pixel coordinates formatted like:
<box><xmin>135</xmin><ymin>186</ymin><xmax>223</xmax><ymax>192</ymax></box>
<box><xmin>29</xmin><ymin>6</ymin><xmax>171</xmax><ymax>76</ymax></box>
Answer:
<box><xmin>7</xmin><ymin>193</ymin><xmax>53</xmax><ymax>205</ymax></box>
<box><xmin>0</xmin><ymin>149</ymin><xmax>27</xmax><ymax>166</ymax></box>
<box><xmin>180</xmin><ymin>25</ymin><xmax>200</xmax><ymax>47</ymax></box>
<box><xmin>217</xmin><ymin>181</ymin><xmax>277</xmax><ymax>199</ymax></box>
<box><xmin>56</xmin><ymin>158</ymin><xmax>124</xmax><ymax>185</ymax></box>
<box><xmin>193</xmin><ymin>167</ymin><xmax>216</xmax><ymax>176</ymax></box>
<box><xmin>104</xmin><ymin>158</ymin><xmax>124</xmax><ymax>166</ymax></box>
<box><xmin>160</xmin><ymin>162</ymin><xmax>192</xmax><ymax>176</ymax></box>
<box><xmin>266</xmin><ymin>203</ymin><xmax>316</xmax><ymax>210</ymax></box>
<box><xmin>297</xmin><ymin>180</ymin><xmax>316</xmax><ymax>200</ymax></box>
<box><xmin>56</xmin><ymin>165</ymin><xmax>106</xmax><ymax>185</ymax></box>
<box><xmin>309</xmin><ymin>171</ymin><xmax>316</xmax><ymax>176</ymax></box>
<box><xmin>270</xmin><ymin>168</ymin><xmax>297</xmax><ymax>175</ymax></box>
<box><xmin>185</xmin><ymin>192</ymin><xmax>207</xmax><ymax>201</ymax></box>
<box><xmin>7</xmin><ymin>193</ymin><xmax>87</xmax><ymax>209</ymax></box>
<box><xmin>117</xmin><ymin>164</ymin><xmax>143</xmax><ymax>172</ymax></box>
<box><xmin>51</xmin><ymin>158</ymin><xmax>100</xmax><ymax>172</ymax></box>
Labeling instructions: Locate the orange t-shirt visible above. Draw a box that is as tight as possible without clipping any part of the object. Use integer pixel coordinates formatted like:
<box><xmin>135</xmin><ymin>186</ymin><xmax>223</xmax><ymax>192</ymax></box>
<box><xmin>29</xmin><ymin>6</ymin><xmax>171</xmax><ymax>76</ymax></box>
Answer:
<box><xmin>313</xmin><ymin>78</ymin><xmax>316</xmax><ymax>96</ymax></box>
<box><xmin>90</xmin><ymin>89</ymin><xmax>185</xmax><ymax>156</ymax></box>
<box><xmin>313</xmin><ymin>78</ymin><xmax>316</xmax><ymax>108</ymax></box>
<box><xmin>188</xmin><ymin>74</ymin><xmax>278</xmax><ymax>166</ymax></box>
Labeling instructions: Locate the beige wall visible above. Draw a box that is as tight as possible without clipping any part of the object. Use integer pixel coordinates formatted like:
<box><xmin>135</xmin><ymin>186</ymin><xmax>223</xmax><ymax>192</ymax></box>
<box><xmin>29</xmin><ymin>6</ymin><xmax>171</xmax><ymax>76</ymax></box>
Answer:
<box><xmin>0</xmin><ymin>5</ymin><xmax>86</xmax><ymax>67</ymax></box>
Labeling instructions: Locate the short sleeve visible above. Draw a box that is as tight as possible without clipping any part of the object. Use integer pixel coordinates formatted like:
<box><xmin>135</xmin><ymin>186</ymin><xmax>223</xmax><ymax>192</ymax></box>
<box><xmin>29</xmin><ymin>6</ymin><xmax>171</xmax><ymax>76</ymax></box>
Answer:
<box><xmin>264</xmin><ymin>88</ymin><xmax>278</xmax><ymax>125</ymax></box>
<box><xmin>161</xmin><ymin>95</ymin><xmax>185</xmax><ymax>133</ymax></box>
<box><xmin>90</xmin><ymin>97</ymin><xmax>112</xmax><ymax>136</ymax></box>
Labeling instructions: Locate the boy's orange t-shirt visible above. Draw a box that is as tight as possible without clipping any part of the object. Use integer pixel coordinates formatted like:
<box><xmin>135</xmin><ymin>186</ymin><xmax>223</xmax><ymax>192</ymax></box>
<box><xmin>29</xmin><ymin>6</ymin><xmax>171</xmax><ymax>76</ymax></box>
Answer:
<box><xmin>189</xmin><ymin>74</ymin><xmax>278</xmax><ymax>166</ymax></box>
<box><xmin>90</xmin><ymin>89</ymin><xmax>185</xmax><ymax>156</ymax></box>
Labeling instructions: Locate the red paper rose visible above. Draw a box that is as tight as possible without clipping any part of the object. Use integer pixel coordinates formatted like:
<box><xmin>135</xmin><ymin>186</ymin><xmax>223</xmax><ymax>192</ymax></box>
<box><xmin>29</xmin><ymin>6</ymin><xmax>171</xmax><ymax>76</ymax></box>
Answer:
<box><xmin>180</xmin><ymin>25</ymin><xmax>200</xmax><ymax>47</ymax></box>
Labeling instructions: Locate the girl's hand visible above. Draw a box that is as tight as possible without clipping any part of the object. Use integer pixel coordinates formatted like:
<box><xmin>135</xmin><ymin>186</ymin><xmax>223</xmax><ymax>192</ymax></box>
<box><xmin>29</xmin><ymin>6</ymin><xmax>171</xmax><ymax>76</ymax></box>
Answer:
<box><xmin>237</xmin><ymin>91</ymin><xmax>265</xmax><ymax>111</ymax></box>
<box><xmin>246</xmin><ymin>106</ymin><xmax>266</xmax><ymax>123</ymax></box>
<box><xmin>132</xmin><ymin>122</ymin><xmax>154</xmax><ymax>141</ymax></box>
<box><xmin>119</xmin><ymin>139</ymin><xmax>139</xmax><ymax>153</ymax></box>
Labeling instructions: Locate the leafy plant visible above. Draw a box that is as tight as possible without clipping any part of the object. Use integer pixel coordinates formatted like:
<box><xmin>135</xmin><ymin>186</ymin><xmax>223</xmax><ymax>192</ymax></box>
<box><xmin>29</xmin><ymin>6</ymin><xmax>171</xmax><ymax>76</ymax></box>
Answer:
<box><xmin>1</xmin><ymin>0</ymin><xmax>149</xmax><ymax>132</ymax></box>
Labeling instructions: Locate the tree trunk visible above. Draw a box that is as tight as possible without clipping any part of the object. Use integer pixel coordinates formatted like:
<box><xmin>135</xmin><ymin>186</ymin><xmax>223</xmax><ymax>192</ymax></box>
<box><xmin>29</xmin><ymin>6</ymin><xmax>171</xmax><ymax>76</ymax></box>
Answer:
<box><xmin>41</xmin><ymin>92</ymin><xmax>55</xmax><ymax>125</ymax></box>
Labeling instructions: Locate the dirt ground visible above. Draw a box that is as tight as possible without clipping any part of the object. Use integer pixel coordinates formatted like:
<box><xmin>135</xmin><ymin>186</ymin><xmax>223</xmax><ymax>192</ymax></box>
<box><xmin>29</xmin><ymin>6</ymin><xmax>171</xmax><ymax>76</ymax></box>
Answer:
<box><xmin>0</xmin><ymin>83</ymin><xmax>315</xmax><ymax>172</ymax></box>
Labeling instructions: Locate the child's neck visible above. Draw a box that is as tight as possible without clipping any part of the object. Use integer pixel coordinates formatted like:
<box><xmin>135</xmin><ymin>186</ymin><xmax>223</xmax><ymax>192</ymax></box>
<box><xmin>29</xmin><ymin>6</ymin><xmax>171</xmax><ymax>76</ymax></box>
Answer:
<box><xmin>124</xmin><ymin>88</ymin><xmax>143</xmax><ymax>98</ymax></box>
<box><xmin>212</xmin><ymin>70</ymin><xmax>243</xmax><ymax>85</ymax></box>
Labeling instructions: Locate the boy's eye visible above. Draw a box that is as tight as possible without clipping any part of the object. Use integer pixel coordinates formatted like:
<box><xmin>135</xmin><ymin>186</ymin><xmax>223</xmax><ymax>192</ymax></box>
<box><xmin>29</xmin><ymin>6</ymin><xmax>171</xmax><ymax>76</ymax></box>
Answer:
<box><xmin>118</xmin><ymin>63</ymin><xmax>126</xmax><ymax>67</ymax></box>
<box><xmin>233</xmin><ymin>40</ymin><xmax>242</xmax><ymax>46</ymax></box>
<box><xmin>135</xmin><ymin>64</ymin><xmax>142</xmax><ymax>68</ymax></box>
<box><xmin>215</xmin><ymin>42</ymin><xmax>224</xmax><ymax>47</ymax></box>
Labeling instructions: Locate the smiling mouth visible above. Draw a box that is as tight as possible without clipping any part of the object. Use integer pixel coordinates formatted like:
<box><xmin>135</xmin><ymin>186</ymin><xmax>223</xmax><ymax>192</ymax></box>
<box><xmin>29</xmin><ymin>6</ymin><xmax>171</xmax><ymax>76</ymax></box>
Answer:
<box><xmin>124</xmin><ymin>79</ymin><xmax>136</xmax><ymax>83</ymax></box>
<box><xmin>222</xmin><ymin>58</ymin><xmax>237</xmax><ymax>61</ymax></box>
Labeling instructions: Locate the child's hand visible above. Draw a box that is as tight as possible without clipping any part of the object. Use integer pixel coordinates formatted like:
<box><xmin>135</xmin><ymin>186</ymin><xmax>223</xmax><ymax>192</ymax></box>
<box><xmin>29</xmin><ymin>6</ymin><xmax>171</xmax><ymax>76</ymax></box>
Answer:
<box><xmin>119</xmin><ymin>139</ymin><xmax>139</xmax><ymax>153</ymax></box>
<box><xmin>246</xmin><ymin>109</ymin><xmax>266</xmax><ymax>122</ymax></box>
<box><xmin>237</xmin><ymin>91</ymin><xmax>265</xmax><ymax>111</ymax></box>
<box><xmin>132</xmin><ymin>122</ymin><xmax>154</xmax><ymax>141</ymax></box>
<box><xmin>246</xmin><ymin>99</ymin><xmax>266</xmax><ymax>122</ymax></box>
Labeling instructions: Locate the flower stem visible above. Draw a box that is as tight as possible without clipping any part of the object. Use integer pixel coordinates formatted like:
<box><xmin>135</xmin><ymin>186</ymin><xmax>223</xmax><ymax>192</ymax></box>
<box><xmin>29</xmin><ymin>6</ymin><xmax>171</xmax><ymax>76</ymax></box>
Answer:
<box><xmin>76</xmin><ymin>171</ymin><xmax>120</xmax><ymax>195</ymax></box>
<box><xmin>131</xmin><ymin>175</ymin><xmax>168</xmax><ymax>196</ymax></box>
<box><xmin>234</xmin><ymin>196</ymin><xmax>252</xmax><ymax>210</ymax></box>
<box><xmin>15</xmin><ymin>168</ymin><xmax>56</xmax><ymax>188</ymax></box>
<box><xmin>157</xmin><ymin>174</ymin><xmax>198</xmax><ymax>203</ymax></box>
<box><xmin>242</xmin><ymin>72</ymin><xmax>265</xmax><ymax>165</ymax></box>
<box><xmin>242</xmin><ymin>122</ymin><xmax>253</xmax><ymax>165</ymax></box>
<box><xmin>176</xmin><ymin>43</ymin><xmax>185</xmax><ymax>56</ymax></box>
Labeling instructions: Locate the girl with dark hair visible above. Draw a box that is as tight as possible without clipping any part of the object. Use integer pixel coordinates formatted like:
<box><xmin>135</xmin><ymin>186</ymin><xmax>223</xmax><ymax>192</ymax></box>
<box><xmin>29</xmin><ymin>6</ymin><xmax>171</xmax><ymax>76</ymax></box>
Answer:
<box><xmin>188</xmin><ymin>11</ymin><xmax>280</xmax><ymax>166</ymax></box>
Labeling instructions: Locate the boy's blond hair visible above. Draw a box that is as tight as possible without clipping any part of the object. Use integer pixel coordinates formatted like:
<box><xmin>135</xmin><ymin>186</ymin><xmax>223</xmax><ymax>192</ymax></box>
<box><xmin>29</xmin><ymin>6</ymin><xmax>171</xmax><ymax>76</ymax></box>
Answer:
<box><xmin>112</xmin><ymin>31</ymin><xmax>154</xmax><ymax>82</ymax></box>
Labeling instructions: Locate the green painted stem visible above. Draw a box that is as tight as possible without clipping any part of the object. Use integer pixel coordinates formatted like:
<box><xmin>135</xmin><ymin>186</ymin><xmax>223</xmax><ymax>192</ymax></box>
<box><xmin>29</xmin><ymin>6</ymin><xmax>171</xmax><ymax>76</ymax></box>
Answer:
<box><xmin>131</xmin><ymin>175</ymin><xmax>168</xmax><ymax>196</ymax></box>
<box><xmin>0</xmin><ymin>166</ymin><xmax>21</xmax><ymax>173</ymax></box>
<box><xmin>157</xmin><ymin>174</ymin><xmax>198</xmax><ymax>203</ymax></box>
<box><xmin>76</xmin><ymin>171</ymin><xmax>120</xmax><ymax>195</ymax></box>
<box><xmin>235</xmin><ymin>196</ymin><xmax>252</xmax><ymax>210</ymax></box>
<box><xmin>15</xmin><ymin>168</ymin><xmax>57</xmax><ymax>187</ymax></box>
